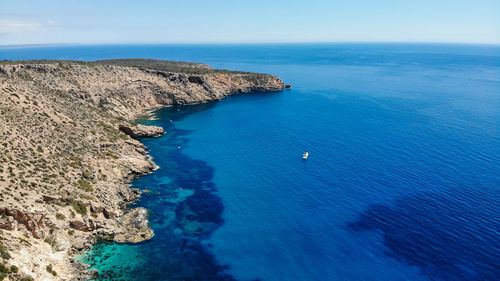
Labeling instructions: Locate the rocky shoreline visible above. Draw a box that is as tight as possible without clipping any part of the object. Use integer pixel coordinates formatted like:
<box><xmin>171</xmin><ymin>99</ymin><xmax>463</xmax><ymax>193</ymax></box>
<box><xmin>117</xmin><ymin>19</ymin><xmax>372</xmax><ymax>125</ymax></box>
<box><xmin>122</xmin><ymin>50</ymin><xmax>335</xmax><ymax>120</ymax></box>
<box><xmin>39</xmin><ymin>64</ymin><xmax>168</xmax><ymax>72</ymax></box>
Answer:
<box><xmin>0</xmin><ymin>59</ymin><xmax>284</xmax><ymax>280</ymax></box>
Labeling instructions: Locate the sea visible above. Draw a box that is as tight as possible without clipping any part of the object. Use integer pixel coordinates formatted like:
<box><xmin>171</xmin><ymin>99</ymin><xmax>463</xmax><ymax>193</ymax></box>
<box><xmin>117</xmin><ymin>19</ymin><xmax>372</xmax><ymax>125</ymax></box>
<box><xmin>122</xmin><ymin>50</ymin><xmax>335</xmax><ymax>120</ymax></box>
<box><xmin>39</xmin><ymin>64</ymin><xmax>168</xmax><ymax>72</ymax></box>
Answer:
<box><xmin>1</xmin><ymin>43</ymin><xmax>499</xmax><ymax>281</ymax></box>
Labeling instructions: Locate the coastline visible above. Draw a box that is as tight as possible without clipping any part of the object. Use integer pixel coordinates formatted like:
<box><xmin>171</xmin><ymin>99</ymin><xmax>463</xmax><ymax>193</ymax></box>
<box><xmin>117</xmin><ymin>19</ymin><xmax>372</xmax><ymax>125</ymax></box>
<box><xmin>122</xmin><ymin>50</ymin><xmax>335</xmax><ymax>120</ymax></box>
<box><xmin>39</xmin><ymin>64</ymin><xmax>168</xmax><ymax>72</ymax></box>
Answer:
<box><xmin>77</xmin><ymin>101</ymin><xmax>245</xmax><ymax>280</ymax></box>
<box><xmin>0</xmin><ymin>59</ymin><xmax>284</xmax><ymax>280</ymax></box>
<box><xmin>72</xmin><ymin>111</ymin><xmax>162</xmax><ymax>280</ymax></box>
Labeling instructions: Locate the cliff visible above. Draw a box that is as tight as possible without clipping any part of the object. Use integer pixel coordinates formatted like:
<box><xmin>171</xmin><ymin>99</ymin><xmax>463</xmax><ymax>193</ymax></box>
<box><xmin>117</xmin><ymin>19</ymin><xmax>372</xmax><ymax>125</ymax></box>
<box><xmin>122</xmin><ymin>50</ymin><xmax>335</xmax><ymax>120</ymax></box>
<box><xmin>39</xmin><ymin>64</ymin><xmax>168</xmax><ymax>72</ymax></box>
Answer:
<box><xmin>0</xmin><ymin>59</ymin><xmax>284</xmax><ymax>280</ymax></box>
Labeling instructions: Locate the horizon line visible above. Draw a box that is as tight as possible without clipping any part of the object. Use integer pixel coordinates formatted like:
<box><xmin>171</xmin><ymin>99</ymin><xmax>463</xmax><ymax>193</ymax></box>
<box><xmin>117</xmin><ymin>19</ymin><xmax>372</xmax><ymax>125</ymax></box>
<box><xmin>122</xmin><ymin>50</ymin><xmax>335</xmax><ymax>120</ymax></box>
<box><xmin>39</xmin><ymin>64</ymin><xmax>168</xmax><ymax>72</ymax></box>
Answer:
<box><xmin>1</xmin><ymin>41</ymin><xmax>500</xmax><ymax>48</ymax></box>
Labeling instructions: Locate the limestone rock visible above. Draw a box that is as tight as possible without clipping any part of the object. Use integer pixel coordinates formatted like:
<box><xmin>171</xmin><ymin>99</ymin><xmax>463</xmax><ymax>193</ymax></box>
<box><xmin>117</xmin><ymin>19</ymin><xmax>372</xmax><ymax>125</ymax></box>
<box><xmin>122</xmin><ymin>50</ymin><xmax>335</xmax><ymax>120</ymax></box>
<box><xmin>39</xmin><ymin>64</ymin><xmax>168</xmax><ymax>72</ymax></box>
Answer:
<box><xmin>54</xmin><ymin>239</ymin><xmax>71</xmax><ymax>252</ymax></box>
<box><xmin>113</xmin><ymin>207</ymin><xmax>153</xmax><ymax>243</ymax></box>
<box><xmin>0</xmin><ymin>208</ymin><xmax>44</xmax><ymax>238</ymax></box>
<box><xmin>89</xmin><ymin>202</ymin><xmax>104</xmax><ymax>213</ymax></box>
<box><xmin>70</xmin><ymin>221</ymin><xmax>94</xmax><ymax>232</ymax></box>
<box><xmin>103</xmin><ymin>208</ymin><xmax>115</xmax><ymax>219</ymax></box>
<box><xmin>72</xmin><ymin>239</ymin><xmax>85</xmax><ymax>251</ymax></box>
<box><xmin>119</xmin><ymin>124</ymin><xmax>165</xmax><ymax>138</ymax></box>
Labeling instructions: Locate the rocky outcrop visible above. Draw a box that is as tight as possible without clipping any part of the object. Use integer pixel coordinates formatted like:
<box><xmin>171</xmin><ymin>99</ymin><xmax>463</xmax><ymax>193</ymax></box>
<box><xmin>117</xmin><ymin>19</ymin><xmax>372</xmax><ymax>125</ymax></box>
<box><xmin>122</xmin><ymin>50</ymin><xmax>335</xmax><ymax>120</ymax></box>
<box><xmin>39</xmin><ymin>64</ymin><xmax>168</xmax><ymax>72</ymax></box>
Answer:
<box><xmin>69</xmin><ymin>221</ymin><xmax>94</xmax><ymax>232</ymax></box>
<box><xmin>0</xmin><ymin>216</ymin><xmax>15</xmax><ymax>231</ymax></box>
<box><xmin>42</xmin><ymin>195</ymin><xmax>58</xmax><ymax>202</ymax></box>
<box><xmin>119</xmin><ymin>124</ymin><xmax>165</xmax><ymax>138</ymax></box>
<box><xmin>0</xmin><ymin>59</ymin><xmax>285</xmax><ymax>280</ymax></box>
<box><xmin>113</xmin><ymin>208</ymin><xmax>153</xmax><ymax>243</ymax></box>
<box><xmin>0</xmin><ymin>208</ymin><xmax>45</xmax><ymax>239</ymax></box>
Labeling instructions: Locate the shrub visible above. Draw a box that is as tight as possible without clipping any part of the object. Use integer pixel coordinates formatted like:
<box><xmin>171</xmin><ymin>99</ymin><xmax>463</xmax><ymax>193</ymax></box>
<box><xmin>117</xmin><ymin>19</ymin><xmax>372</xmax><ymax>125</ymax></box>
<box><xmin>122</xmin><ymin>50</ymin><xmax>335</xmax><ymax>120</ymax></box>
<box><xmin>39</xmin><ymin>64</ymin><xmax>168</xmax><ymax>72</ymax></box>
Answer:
<box><xmin>44</xmin><ymin>236</ymin><xmax>56</xmax><ymax>247</ymax></box>
<box><xmin>71</xmin><ymin>201</ymin><xmax>87</xmax><ymax>216</ymax></box>
<box><xmin>81</xmin><ymin>171</ymin><xmax>92</xmax><ymax>179</ymax></box>
<box><xmin>46</xmin><ymin>264</ymin><xmax>57</xmax><ymax>276</ymax></box>
<box><xmin>77</xmin><ymin>179</ymin><xmax>93</xmax><ymax>192</ymax></box>
<box><xmin>105</xmin><ymin>150</ymin><xmax>118</xmax><ymax>159</ymax></box>
<box><xmin>0</xmin><ymin>263</ymin><xmax>10</xmax><ymax>281</ymax></box>
<box><xmin>0</xmin><ymin>244</ymin><xmax>10</xmax><ymax>260</ymax></box>
<box><xmin>80</xmin><ymin>194</ymin><xmax>93</xmax><ymax>200</ymax></box>
<box><xmin>18</xmin><ymin>238</ymin><xmax>31</xmax><ymax>246</ymax></box>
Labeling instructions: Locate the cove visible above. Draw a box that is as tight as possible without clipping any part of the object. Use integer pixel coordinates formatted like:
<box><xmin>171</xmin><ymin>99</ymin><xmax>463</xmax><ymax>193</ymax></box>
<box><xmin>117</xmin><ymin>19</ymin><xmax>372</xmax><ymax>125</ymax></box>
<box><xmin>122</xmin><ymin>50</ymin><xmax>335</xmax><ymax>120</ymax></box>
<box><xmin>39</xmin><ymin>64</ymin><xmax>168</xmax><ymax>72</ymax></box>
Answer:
<box><xmin>77</xmin><ymin>102</ymin><xmax>240</xmax><ymax>280</ymax></box>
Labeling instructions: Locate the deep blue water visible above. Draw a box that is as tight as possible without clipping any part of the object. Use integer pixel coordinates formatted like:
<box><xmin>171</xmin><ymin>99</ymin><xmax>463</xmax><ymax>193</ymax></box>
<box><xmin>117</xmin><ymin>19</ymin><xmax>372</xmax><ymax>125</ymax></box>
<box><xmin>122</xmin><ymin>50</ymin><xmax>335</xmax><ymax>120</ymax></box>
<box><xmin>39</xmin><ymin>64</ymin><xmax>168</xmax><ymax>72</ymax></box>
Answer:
<box><xmin>2</xmin><ymin>43</ymin><xmax>499</xmax><ymax>281</ymax></box>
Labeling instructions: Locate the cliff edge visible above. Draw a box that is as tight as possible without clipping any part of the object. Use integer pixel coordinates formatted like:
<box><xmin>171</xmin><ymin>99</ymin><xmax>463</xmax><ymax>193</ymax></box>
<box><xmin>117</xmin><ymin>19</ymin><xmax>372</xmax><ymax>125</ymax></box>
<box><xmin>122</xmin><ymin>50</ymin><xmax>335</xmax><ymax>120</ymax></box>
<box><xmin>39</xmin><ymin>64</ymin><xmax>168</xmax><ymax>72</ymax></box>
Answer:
<box><xmin>0</xmin><ymin>59</ymin><xmax>284</xmax><ymax>280</ymax></box>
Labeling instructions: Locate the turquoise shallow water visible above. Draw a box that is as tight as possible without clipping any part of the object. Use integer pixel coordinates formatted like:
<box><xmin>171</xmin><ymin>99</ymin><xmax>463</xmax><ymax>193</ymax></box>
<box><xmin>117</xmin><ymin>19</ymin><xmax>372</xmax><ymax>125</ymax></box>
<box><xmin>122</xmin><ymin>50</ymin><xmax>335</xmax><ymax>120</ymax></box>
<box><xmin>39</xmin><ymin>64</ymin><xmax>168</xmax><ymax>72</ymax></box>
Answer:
<box><xmin>2</xmin><ymin>44</ymin><xmax>499</xmax><ymax>280</ymax></box>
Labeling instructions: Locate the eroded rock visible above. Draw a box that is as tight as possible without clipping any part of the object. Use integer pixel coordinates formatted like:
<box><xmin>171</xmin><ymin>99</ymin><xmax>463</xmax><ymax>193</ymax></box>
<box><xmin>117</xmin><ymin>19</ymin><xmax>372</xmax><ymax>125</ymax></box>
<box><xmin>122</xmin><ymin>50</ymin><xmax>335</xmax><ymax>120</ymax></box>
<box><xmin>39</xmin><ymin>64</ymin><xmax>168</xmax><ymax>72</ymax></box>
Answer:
<box><xmin>113</xmin><ymin>207</ymin><xmax>153</xmax><ymax>243</ymax></box>
<box><xmin>0</xmin><ymin>208</ymin><xmax>44</xmax><ymax>238</ymax></box>
<box><xmin>42</xmin><ymin>195</ymin><xmax>58</xmax><ymax>202</ymax></box>
<box><xmin>119</xmin><ymin>124</ymin><xmax>165</xmax><ymax>138</ymax></box>
<box><xmin>0</xmin><ymin>216</ymin><xmax>15</xmax><ymax>230</ymax></box>
<box><xmin>70</xmin><ymin>221</ymin><xmax>94</xmax><ymax>232</ymax></box>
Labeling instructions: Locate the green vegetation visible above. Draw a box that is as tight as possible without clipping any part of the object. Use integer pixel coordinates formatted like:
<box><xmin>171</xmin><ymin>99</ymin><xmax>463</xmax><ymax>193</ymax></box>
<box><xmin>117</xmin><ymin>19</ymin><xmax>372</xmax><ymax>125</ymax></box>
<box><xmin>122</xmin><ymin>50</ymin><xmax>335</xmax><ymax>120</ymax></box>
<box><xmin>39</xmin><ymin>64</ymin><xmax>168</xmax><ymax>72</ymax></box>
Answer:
<box><xmin>0</xmin><ymin>263</ymin><xmax>8</xmax><ymax>281</ymax></box>
<box><xmin>68</xmin><ymin>156</ymin><xmax>82</xmax><ymax>169</ymax></box>
<box><xmin>98</xmin><ymin>121</ymin><xmax>128</xmax><ymax>142</ymax></box>
<box><xmin>0</xmin><ymin>262</ymin><xmax>18</xmax><ymax>281</ymax></box>
<box><xmin>55</xmin><ymin>213</ymin><xmax>65</xmax><ymax>220</ymax></box>
<box><xmin>0</xmin><ymin>58</ymin><xmax>261</xmax><ymax>75</ymax></box>
<box><xmin>105</xmin><ymin>150</ymin><xmax>118</xmax><ymax>159</ymax></box>
<box><xmin>0</xmin><ymin>244</ymin><xmax>10</xmax><ymax>260</ymax></box>
<box><xmin>44</xmin><ymin>236</ymin><xmax>57</xmax><ymax>249</ymax></box>
<box><xmin>76</xmin><ymin>179</ymin><xmax>93</xmax><ymax>192</ymax></box>
<box><xmin>95</xmin><ymin>58</ymin><xmax>227</xmax><ymax>74</ymax></box>
<box><xmin>71</xmin><ymin>200</ymin><xmax>87</xmax><ymax>216</ymax></box>
<box><xmin>81</xmin><ymin>170</ymin><xmax>93</xmax><ymax>180</ymax></box>
<box><xmin>95</xmin><ymin>59</ymin><xmax>273</xmax><ymax>84</ymax></box>
<box><xmin>45</xmin><ymin>264</ymin><xmax>57</xmax><ymax>276</ymax></box>
<box><xmin>80</xmin><ymin>194</ymin><xmax>94</xmax><ymax>200</ymax></box>
<box><xmin>18</xmin><ymin>238</ymin><xmax>30</xmax><ymax>246</ymax></box>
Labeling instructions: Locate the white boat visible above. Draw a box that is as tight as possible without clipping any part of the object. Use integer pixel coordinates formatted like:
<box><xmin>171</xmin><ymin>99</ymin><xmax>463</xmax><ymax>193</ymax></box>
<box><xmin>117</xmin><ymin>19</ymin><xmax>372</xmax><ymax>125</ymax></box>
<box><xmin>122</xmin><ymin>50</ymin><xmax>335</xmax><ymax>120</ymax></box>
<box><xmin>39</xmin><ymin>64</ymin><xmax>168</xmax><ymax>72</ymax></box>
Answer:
<box><xmin>302</xmin><ymin>152</ymin><xmax>309</xmax><ymax>159</ymax></box>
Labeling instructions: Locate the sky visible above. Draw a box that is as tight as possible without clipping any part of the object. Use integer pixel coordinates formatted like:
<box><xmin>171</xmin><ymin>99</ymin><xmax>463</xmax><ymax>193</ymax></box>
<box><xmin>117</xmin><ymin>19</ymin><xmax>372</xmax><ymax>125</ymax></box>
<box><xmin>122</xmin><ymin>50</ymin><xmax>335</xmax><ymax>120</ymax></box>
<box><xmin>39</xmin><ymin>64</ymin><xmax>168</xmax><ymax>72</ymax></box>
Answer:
<box><xmin>1</xmin><ymin>0</ymin><xmax>499</xmax><ymax>45</ymax></box>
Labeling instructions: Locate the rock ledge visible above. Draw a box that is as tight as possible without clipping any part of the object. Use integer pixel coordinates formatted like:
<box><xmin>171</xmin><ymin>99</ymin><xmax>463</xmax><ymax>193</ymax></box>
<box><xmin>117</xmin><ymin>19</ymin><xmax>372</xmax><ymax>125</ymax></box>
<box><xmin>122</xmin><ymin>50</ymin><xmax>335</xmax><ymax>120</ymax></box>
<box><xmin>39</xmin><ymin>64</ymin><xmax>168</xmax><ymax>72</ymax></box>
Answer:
<box><xmin>113</xmin><ymin>208</ymin><xmax>154</xmax><ymax>243</ymax></box>
<box><xmin>119</xmin><ymin>124</ymin><xmax>165</xmax><ymax>138</ymax></box>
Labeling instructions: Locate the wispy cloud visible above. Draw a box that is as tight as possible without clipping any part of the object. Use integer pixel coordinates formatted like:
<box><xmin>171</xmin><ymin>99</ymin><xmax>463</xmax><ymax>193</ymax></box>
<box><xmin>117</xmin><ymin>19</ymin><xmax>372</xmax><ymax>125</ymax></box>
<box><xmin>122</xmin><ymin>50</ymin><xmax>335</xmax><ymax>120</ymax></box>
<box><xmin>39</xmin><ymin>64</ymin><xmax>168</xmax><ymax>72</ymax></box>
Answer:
<box><xmin>0</xmin><ymin>19</ymin><xmax>42</xmax><ymax>34</ymax></box>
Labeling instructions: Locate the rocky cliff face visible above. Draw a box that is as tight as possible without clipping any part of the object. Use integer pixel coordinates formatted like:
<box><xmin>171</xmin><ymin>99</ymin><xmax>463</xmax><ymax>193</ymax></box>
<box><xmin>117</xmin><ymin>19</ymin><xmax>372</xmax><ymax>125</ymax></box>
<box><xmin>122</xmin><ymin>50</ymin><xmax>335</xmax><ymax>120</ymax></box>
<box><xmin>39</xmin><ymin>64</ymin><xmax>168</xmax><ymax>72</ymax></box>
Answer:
<box><xmin>0</xmin><ymin>60</ymin><xmax>284</xmax><ymax>280</ymax></box>
<box><xmin>0</xmin><ymin>62</ymin><xmax>284</xmax><ymax>119</ymax></box>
